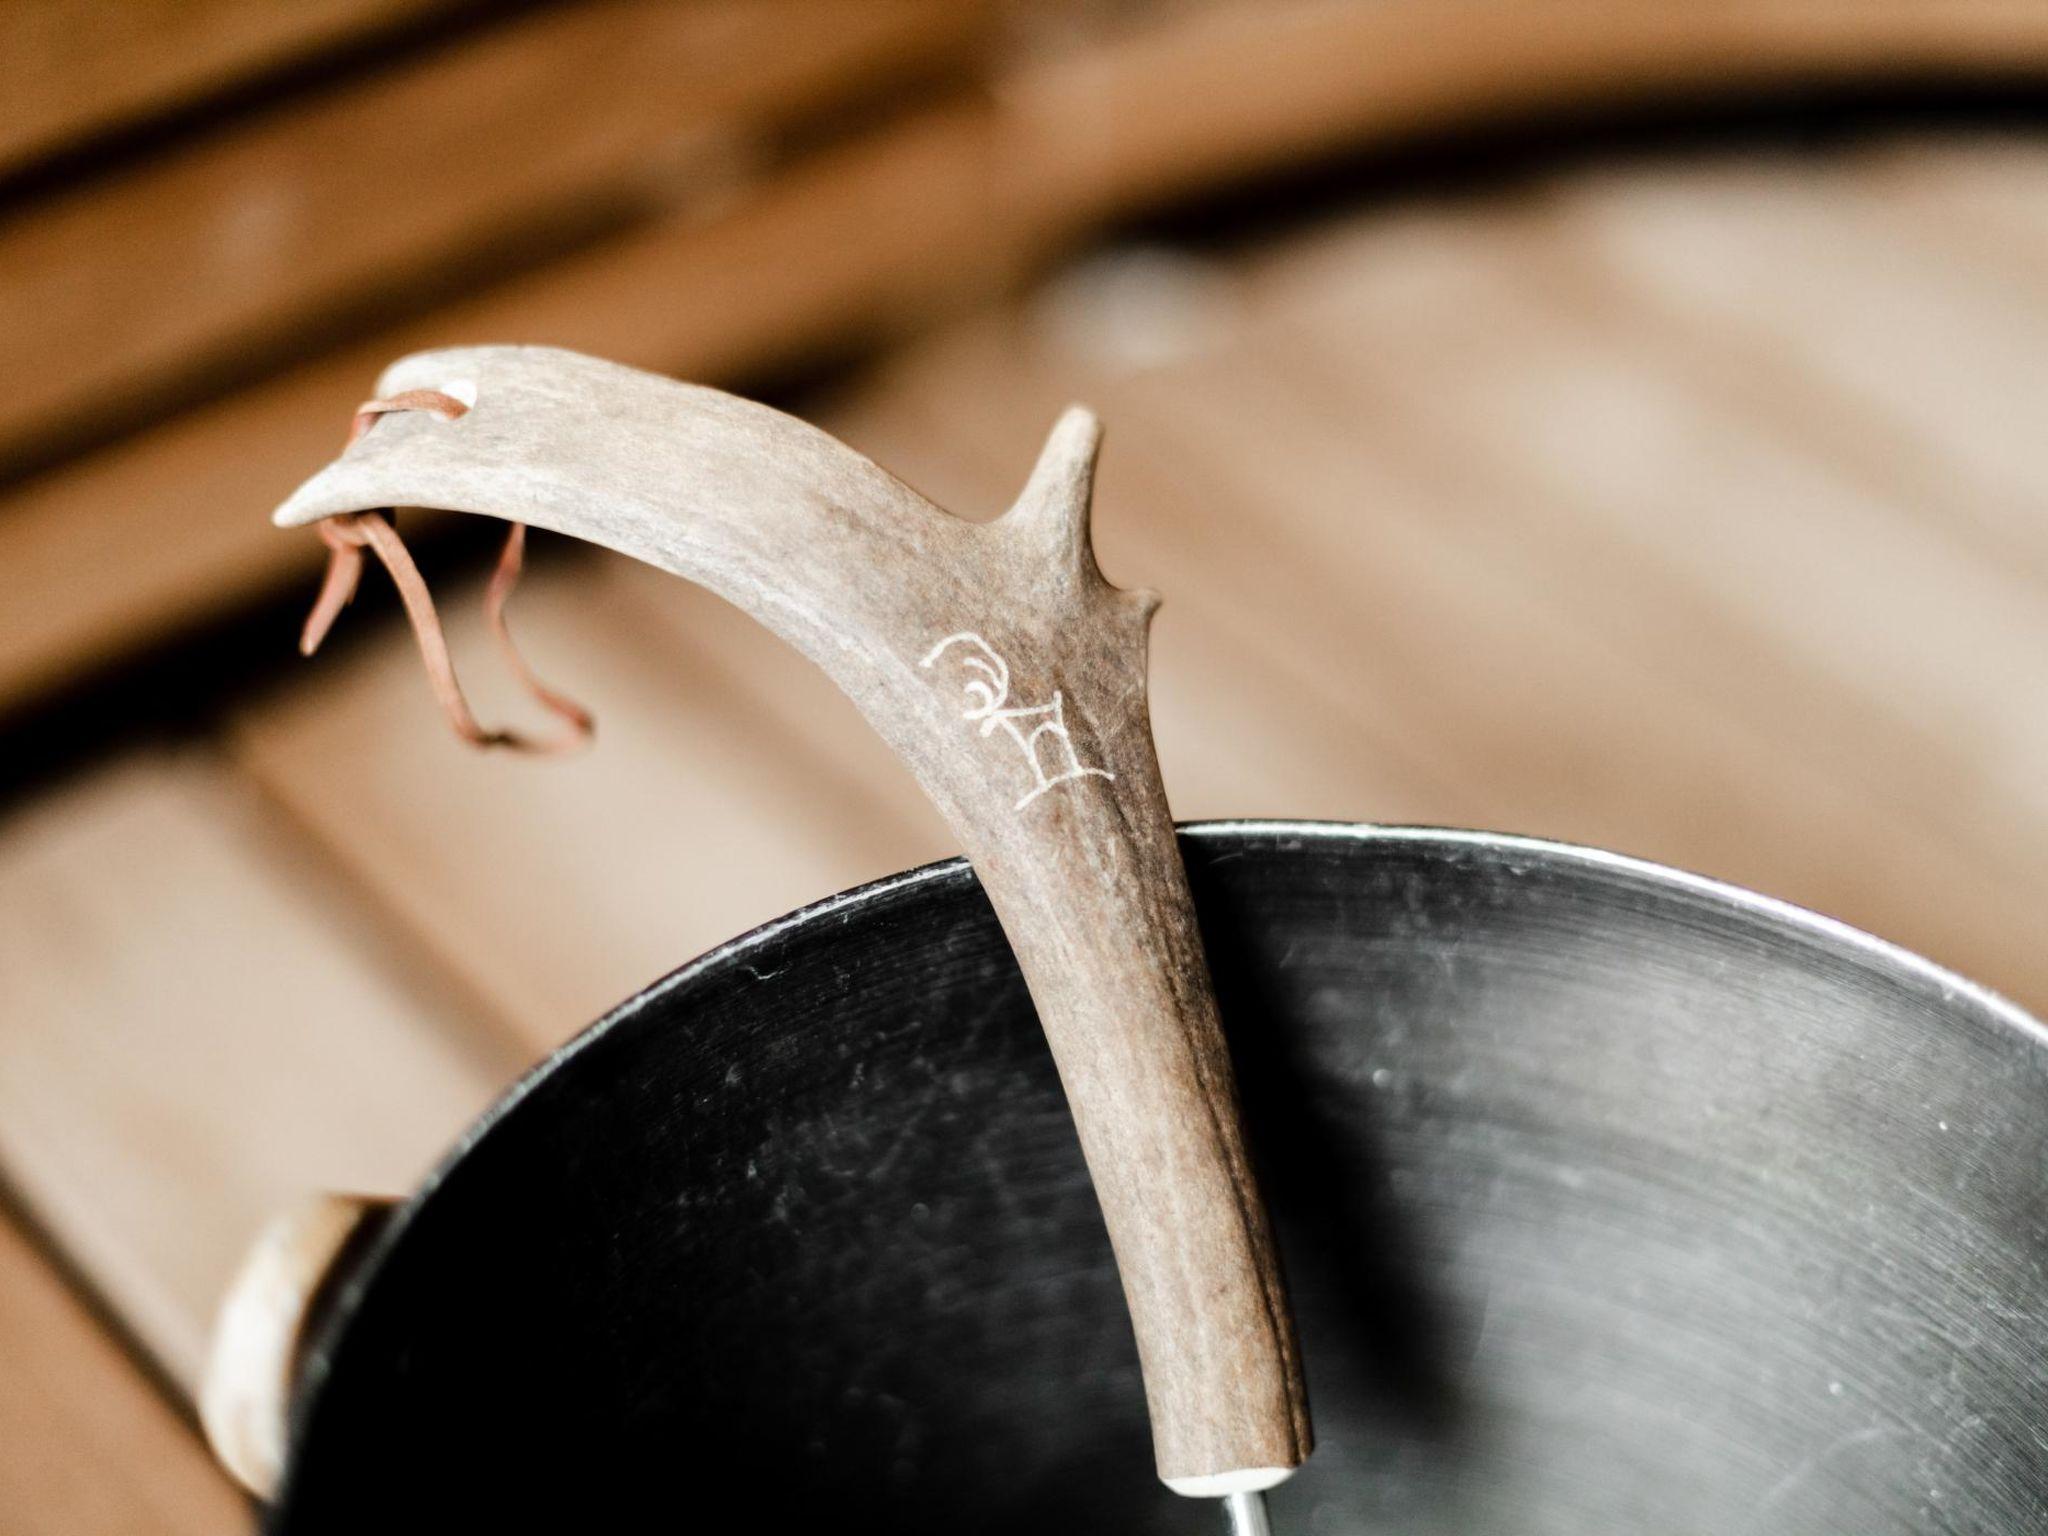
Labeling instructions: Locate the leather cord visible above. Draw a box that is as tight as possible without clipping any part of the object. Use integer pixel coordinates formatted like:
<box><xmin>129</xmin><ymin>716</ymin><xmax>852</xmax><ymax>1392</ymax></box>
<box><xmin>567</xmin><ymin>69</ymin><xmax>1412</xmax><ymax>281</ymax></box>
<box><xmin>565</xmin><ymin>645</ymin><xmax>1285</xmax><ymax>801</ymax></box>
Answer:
<box><xmin>297</xmin><ymin>390</ymin><xmax>594</xmax><ymax>755</ymax></box>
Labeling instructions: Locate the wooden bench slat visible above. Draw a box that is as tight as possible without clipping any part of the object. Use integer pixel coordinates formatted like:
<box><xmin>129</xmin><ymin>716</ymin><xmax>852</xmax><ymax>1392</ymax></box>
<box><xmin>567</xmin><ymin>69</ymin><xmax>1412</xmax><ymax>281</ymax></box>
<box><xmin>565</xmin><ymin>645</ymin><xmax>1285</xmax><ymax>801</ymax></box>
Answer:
<box><xmin>1542</xmin><ymin>155</ymin><xmax>2048</xmax><ymax>580</ymax></box>
<box><xmin>0</xmin><ymin>755</ymin><xmax>509</xmax><ymax>1389</ymax></box>
<box><xmin>0</xmin><ymin>0</ymin><xmax>984</xmax><ymax>475</ymax></box>
<box><xmin>1322</xmin><ymin>183</ymin><xmax>2048</xmax><ymax>855</ymax></box>
<box><xmin>1229</xmin><ymin>196</ymin><xmax>2047</xmax><ymax>1003</ymax></box>
<box><xmin>0</xmin><ymin>0</ymin><xmax>455</xmax><ymax>174</ymax></box>
<box><xmin>0</xmin><ymin>1215</ymin><xmax>245</xmax><ymax>1535</ymax></box>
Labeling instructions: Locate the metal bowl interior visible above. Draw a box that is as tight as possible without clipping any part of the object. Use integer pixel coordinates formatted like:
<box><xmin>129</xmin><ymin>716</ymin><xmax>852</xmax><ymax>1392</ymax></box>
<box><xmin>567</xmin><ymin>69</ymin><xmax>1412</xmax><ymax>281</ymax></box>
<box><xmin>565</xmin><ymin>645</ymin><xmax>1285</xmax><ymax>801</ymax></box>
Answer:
<box><xmin>271</xmin><ymin>822</ymin><xmax>2048</xmax><ymax>1535</ymax></box>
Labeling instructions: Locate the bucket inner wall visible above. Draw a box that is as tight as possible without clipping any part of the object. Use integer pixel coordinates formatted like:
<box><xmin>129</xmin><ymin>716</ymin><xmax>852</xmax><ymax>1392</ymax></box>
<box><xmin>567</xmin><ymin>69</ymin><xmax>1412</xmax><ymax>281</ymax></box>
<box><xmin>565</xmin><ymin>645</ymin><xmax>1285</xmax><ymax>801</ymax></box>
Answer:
<box><xmin>272</xmin><ymin>824</ymin><xmax>2048</xmax><ymax>1535</ymax></box>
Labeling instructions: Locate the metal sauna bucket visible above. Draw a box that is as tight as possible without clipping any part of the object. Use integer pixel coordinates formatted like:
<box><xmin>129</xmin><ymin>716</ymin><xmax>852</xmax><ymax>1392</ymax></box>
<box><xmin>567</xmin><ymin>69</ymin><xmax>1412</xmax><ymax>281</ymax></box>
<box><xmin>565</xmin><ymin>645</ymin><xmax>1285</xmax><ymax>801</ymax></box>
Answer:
<box><xmin>266</xmin><ymin>822</ymin><xmax>2048</xmax><ymax>1534</ymax></box>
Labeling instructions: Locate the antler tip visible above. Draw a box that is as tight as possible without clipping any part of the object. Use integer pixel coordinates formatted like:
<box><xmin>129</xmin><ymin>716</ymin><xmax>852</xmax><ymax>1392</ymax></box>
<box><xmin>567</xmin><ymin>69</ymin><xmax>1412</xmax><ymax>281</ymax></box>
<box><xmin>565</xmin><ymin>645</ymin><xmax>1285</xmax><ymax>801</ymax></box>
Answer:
<box><xmin>1055</xmin><ymin>400</ymin><xmax>1103</xmax><ymax>440</ymax></box>
<box><xmin>273</xmin><ymin>465</ymin><xmax>351</xmax><ymax>529</ymax></box>
<box><xmin>1004</xmin><ymin>402</ymin><xmax>1104</xmax><ymax>558</ymax></box>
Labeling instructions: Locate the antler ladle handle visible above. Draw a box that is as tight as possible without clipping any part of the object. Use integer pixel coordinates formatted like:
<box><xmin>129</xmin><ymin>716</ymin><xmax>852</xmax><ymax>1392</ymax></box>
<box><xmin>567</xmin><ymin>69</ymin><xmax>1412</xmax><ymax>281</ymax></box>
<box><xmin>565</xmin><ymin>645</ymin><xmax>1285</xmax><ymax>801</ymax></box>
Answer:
<box><xmin>274</xmin><ymin>345</ymin><xmax>1312</xmax><ymax>1500</ymax></box>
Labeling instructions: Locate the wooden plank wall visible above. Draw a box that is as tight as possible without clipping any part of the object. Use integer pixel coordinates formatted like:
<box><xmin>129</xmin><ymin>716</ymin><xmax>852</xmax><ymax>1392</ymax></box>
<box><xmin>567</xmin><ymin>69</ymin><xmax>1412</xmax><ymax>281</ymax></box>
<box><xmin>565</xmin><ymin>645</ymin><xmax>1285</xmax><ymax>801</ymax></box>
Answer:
<box><xmin>0</xmin><ymin>0</ymin><xmax>467</xmax><ymax>172</ymax></box>
<box><xmin>2</xmin><ymin>2</ymin><xmax>2046</xmax><ymax>1528</ymax></box>
<box><xmin>0</xmin><ymin>2</ymin><xmax>984</xmax><ymax>475</ymax></box>
<box><xmin>12</xmin><ymin>0</ymin><xmax>2048</xmax><ymax>715</ymax></box>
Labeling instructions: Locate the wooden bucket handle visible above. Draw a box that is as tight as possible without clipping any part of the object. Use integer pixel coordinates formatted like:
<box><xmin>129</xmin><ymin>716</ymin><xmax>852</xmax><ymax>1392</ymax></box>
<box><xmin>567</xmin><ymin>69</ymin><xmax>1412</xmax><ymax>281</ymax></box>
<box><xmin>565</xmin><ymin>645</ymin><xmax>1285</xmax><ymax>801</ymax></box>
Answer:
<box><xmin>201</xmin><ymin>1194</ymin><xmax>395</xmax><ymax>1498</ymax></box>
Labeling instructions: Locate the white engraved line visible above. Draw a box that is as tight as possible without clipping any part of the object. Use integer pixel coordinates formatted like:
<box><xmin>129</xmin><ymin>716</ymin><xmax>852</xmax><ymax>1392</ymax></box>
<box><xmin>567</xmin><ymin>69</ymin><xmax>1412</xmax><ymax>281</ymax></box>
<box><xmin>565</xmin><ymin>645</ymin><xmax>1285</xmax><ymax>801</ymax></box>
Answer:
<box><xmin>920</xmin><ymin>632</ymin><xmax>1114</xmax><ymax>811</ymax></box>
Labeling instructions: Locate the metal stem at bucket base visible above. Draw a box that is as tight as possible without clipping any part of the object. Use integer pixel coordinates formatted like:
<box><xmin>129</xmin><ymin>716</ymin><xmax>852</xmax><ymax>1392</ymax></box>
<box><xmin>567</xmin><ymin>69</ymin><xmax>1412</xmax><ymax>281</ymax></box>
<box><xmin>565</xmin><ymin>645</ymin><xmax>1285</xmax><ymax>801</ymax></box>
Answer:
<box><xmin>1222</xmin><ymin>1490</ymin><xmax>1273</xmax><ymax>1536</ymax></box>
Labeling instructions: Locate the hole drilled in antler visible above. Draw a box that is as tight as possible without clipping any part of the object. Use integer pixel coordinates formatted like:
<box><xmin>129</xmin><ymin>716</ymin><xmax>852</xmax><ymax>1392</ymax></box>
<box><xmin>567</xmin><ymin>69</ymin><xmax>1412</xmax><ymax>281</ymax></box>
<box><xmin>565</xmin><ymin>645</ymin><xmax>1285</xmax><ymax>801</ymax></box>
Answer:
<box><xmin>300</xmin><ymin>391</ymin><xmax>593</xmax><ymax>756</ymax></box>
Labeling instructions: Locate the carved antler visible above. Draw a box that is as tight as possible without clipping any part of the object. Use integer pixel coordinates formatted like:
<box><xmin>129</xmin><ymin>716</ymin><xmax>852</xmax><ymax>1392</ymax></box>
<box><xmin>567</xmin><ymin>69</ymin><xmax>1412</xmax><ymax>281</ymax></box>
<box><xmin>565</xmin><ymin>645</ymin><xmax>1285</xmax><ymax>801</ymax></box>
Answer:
<box><xmin>274</xmin><ymin>344</ymin><xmax>1311</xmax><ymax>1495</ymax></box>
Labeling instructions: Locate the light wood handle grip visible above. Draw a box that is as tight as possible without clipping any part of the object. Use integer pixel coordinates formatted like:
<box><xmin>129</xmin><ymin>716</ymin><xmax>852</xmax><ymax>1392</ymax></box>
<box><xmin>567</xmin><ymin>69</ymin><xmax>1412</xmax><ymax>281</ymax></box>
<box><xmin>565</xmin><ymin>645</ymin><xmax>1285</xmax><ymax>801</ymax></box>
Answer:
<box><xmin>200</xmin><ymin>1193</ymin><xmax>395</xmax><ymax>1497</ymax></box>
<box><xmin>272</xmin><ymin>345</ymin><xmax>1311</xmax><ymax>1489</ymax></box>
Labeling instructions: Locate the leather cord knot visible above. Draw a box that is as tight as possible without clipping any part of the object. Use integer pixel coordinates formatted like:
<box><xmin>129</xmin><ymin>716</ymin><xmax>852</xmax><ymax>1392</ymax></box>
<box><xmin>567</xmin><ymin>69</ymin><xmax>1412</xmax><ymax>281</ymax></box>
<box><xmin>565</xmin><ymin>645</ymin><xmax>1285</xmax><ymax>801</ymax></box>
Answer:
<box><xmin>298</xmin><ymin>389</ymin><xmax>594</xmax><ymax>756</ymax></box>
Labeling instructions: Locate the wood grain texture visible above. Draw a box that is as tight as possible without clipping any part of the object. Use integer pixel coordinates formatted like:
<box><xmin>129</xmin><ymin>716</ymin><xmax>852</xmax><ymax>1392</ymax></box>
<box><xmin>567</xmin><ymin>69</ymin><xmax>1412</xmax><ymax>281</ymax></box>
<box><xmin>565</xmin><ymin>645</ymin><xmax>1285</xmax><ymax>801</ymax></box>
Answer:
<box><xmin>1009</xmin><ymin>0</ymin><xmax>2048</xmax><ymax>246</ymax></box>
<box><xmin>0</xmin><ymin>1216</ymin><xmax>246</xmax><ymax>1535</ymax></box>
<box><xmin>1230</xmin><ymin>194</ymin><xmax>2048</xmax><ymax>1001</ymax></box>
<box><xmin>0</xmin><ymin>755</ymin><xmax>509</xmax><ymax>1388</ymax></box>
<box><xmin>17</xmin><ymin>0</ymin><xmax>2048</xmax><ymax>718</ymax></box>
<box><xmin>1541</xmin><ymin>159</ymin><xmax>2048</xmax><ymax>582</ymax></box>
<box><xmin>1488</xmin><ymin>184</ymin><xmax>2048</xmax><ymax>848</ymax></box>
<box><xmin>0</xmin><ymin>0</ymin><xmax>986</xmax><ymax>473</ymax></box>
<box><xmin>0</xmin><ymin>0</ymin><xmax>456</xmax><ymax>173</ymax></box>
<box><xmin>266</xmin><ymin>345</ymin><xmax>1310</xmax><ymax>1487</ymax></box>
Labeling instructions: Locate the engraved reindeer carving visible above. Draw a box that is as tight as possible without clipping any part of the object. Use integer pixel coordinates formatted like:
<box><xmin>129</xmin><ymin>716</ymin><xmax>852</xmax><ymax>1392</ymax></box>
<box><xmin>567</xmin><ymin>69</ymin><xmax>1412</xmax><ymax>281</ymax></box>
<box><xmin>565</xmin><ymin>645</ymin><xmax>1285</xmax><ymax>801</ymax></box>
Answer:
<box><xmin>920</xmin><ymin>631</ymin><xmax>1114</xmax><ymax>810</ymax></box>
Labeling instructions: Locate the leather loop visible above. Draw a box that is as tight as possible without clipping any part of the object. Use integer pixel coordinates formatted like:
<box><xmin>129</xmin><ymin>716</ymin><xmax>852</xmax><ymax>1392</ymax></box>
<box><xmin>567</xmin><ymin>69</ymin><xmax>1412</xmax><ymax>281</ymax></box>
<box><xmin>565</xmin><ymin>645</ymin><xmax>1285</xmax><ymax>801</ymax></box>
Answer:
<box><xmin>298</xmin><ymin>391</ymin><xmax>593</xmax><ymax>755</ymax></box>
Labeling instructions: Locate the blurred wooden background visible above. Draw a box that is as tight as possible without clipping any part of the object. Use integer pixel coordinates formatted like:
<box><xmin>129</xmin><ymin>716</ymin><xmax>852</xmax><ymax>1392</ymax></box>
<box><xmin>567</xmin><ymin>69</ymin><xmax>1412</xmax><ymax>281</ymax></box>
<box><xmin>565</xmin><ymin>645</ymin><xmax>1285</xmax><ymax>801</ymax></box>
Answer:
<box><xmin>4</xmin><ymin>1</ymin><xmax>2048</xmax><ymax>1527</ymax></box>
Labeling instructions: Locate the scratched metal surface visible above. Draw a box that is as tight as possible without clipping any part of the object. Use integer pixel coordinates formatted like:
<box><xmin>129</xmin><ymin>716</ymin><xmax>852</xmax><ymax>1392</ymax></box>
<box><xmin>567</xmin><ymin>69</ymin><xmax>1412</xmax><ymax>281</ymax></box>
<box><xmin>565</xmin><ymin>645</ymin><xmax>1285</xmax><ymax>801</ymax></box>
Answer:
<box><xmin>272</xmin><ymin>823</ymin><xmax>2048</xmax><ymax>1534</ymax></box>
